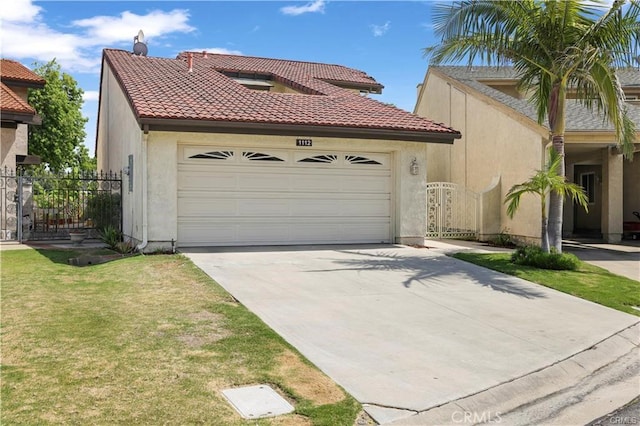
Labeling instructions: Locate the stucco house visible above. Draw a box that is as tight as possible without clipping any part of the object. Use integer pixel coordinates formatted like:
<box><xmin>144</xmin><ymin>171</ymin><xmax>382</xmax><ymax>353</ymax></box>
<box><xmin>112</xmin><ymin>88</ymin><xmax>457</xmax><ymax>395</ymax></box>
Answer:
<box><xmin>415</xmin><ymin>66</ymin><xmax>640</xmax><ymax>244</ymax></box>
<box><xmin>96</xmin><ymin>49</ymin><xmax>460</xmax><ymax>251</ymax></box>
<box><xmin>1</xmin><ymin>59</ymin><xmax>45</xmax><ymax>170</ymax></box>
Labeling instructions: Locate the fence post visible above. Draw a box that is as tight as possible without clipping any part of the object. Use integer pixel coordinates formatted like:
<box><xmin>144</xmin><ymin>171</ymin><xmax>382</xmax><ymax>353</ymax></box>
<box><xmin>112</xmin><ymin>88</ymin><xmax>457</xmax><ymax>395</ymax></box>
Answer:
<box><xmin>17</xmin><ymin>172</ymin><xmax>23</xmax><ymax>243</ymax></box>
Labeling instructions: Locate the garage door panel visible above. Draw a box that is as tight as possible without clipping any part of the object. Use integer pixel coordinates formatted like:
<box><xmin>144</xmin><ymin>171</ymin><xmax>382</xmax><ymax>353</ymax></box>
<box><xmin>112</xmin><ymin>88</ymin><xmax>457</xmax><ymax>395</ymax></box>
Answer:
<box><xmin>179</xmin><ymin>198</ymin><xmax>238</xmax><ymax>216</ymax></box>
<box><xmin>178</xmin><ymin>172</ymin><xmax>237</xmax><ymax>191</ymax></box>
<box><xmin>180</xmin><ymin>171</ymin><xmax>390</xmax><ymax>194</ymax></box>
<box><xmin>179</xmin><ymin>197</ymin><xmax>390</xmax><ymax>218</ymax></box>
<box><xmin>237</xmin><ymin>174</ymin><xmax>292</xmax><ymax>190</ymax></box>
<box><xmin>179</xmin><ymin>223</ymin><xmax>237</xmax><ymax>245</ymax></box>
<box><xmin>179</xmin><ymin>220</ymin><xmax>391</xmax><ymax>246</ymax></box>
<box><xmin>179</xmin><ymin>190</ymin><xmax>389</xmax><ymax>201</ymax></box>
<box><xmin>178</xmin><ymin>147</ymin><xmax>392</xmax><ymax>246</ymax></box>
<box><xmin>289</xmin><ymin>198</ymin><xmax>390</xmax><ymax>217</ymax></box>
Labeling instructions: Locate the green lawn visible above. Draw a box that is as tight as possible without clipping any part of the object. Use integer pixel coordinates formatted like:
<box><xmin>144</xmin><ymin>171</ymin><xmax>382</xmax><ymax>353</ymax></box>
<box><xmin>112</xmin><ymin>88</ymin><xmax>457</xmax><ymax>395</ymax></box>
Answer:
<box><xmin>452</xmin><ymin>252</ymin><xmax>640</xmax><ymax>316</ymax></box>
<box><xmin>1</xmin><ymin>249</ymin><xmax>361</xmax><ymax>425</ymax></box>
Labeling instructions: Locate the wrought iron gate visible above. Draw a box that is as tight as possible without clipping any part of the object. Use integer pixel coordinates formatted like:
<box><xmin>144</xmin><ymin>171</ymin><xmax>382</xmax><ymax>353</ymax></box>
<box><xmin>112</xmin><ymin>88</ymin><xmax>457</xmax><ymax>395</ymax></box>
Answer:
<box><xmin>1</xmin><ymin>168</ymin><xmax>122</xmax><ymax>242</ymax></box>
<box><xmin>426</xmin><ymin>182</ymin><xmax>479</xmax><ymax>239</ymax></box>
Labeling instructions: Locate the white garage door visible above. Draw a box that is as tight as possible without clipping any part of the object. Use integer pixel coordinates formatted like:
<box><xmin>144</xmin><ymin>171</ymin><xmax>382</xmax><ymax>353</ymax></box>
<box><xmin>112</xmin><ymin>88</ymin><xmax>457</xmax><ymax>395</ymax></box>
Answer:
<box><xmin>177</xmin><ymin>146</ymin><xmax>392</xmax><ymax>246</ymax></box>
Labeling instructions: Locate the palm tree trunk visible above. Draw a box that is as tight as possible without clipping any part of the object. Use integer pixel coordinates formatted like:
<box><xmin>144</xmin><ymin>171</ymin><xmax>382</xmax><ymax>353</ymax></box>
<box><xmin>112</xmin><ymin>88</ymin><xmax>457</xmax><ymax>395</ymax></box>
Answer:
<box><xmin>547</xmin><ymin>84</ymin><xmax>566</xmax><ymax>253</ymax></box>
<box><xmin>541</xmin><ymin>216</ymin><xmax>550</xmax><ymax>253</ymax></box>
<box><xmin>548</xmin><ymin>135</ymin><xmax>565</xmax><ymax>252</ymax></box>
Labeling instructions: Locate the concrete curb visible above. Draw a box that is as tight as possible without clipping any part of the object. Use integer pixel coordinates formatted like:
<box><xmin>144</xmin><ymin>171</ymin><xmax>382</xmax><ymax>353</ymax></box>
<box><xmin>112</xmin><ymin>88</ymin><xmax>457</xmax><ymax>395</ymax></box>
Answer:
<box><xmin>388</xmin><ymin>322</ymin><xmax>640</xmax><ymax>425</ymax></box>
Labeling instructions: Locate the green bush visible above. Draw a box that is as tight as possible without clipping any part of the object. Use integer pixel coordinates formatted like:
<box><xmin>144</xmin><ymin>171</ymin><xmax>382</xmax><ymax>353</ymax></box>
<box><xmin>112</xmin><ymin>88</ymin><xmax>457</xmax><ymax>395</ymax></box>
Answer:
<box><xmin>99</xmin><ymin>225</ymin><xmax>136</xmax><ymax>254</ymax></box>
<box><xmin>98</xmin><ymin>225</ymin><xmax>121</xmax><ymax>251</ymax></box>
<box><xmin>488</xmin><ymin>230</ymin><xmax>516</xmax><ymax>248</ymax></box>
<box><xmin>511</xmin><ymin>245</ymin><xmax>581</xmax><ymax>270</ymax></box>
<box><xmin>85</xmin><ymin>192</ymin><xmax>121</xmax><ymax>230</ymax></box>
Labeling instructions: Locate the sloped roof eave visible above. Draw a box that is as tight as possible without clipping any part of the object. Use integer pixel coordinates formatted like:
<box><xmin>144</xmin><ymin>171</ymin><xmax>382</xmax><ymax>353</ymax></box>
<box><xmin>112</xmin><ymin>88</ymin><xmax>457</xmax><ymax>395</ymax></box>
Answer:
<box><xmin>139</xmin><ymin>117</ymin><xmax>461</xmax><ymax>144</ymax></box>
<box><xmin>0</xmin><ymin>79</ymin><xmax>45</xmax><ymax>89</ymax></box>
<box><xmin>1</xmin><ymin>112</ymin><xmax>42</xmax><ymax>125</ymax></box>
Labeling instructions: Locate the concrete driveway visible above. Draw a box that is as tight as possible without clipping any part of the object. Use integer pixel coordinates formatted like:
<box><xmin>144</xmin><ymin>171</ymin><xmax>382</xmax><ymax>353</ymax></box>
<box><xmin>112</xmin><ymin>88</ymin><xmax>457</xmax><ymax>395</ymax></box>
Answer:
<box><xmin>183</xmin><ymin>245</ymin><xmax>639</xmax><ymax>424</ymax></box>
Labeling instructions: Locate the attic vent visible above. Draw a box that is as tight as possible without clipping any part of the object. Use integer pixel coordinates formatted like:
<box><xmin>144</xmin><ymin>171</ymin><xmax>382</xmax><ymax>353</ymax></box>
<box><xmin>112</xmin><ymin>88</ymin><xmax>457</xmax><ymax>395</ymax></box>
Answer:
<box><xmin>345</xmin><ymin>155</ymin><xmax>381</xmax><ymax>165</ymax></box>
<box><xmin>243</xmin><ymin>152</ymin><xmax>284</xmax><ymax>162</ymax></box>
<box><xmin>189</xmin><ymin>151</ymin><xmax>234</xmax><ymax>160</ymax></box>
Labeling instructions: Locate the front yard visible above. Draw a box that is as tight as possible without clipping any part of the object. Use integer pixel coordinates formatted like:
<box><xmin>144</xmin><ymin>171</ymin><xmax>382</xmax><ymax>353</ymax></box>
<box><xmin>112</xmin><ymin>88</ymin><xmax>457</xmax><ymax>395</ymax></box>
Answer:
<box><xmin>453</xmin><ymin>252</ymin><xmax>640</xmax><ymax>316</ymax></box>
<box><xmin>1</xmin><ymin>249</ymin><xmax>361</xmax><ymax>425</ymax></box>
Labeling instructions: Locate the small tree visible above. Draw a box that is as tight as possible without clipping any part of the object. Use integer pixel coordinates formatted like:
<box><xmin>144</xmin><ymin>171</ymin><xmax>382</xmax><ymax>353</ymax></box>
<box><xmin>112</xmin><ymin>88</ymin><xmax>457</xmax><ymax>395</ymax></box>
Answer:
<box><xmin>28</xmin><ymin>59</ymin><xmax>90</xmax><ymax>173</ymax></box>
<box><xmin>505</xmin><ymin>149</ymin><xmax>588</xmax><ymax>253</ymax></box>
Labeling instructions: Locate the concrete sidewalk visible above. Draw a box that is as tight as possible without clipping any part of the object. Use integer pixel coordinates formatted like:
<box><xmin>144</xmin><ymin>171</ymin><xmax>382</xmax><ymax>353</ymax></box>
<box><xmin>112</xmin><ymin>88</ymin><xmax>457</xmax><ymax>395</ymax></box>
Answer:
<box><xmin>183</xmin><ymin>245</ymin><xmax>639</xmax><ymax>425</ymax></box>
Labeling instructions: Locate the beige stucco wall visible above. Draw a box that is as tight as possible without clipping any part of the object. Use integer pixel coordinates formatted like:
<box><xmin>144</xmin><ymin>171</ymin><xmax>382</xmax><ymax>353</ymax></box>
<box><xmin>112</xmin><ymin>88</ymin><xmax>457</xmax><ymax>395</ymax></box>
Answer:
<box><xmin>1</xmin><ymin>86</ymin><xmax>34</xmax><ymax>170</ymax></box>
<box><xmin>602</xmin><ymin>149</ymin><xmax>624</xmax><ymax>242</ymax></box>
<box><xmin>96</xmin><ymin>62</ymin><xmax>144</xmax><ymax>243</ymax></box>
<box><xmin>1</xmin><ymin>125</ymin><xmax>28</xmax><ymax>171</ymax></box>
<box><xmin>139</xmin><ymin>131</ymin><xmax>432</xmax><ymax>250</ymax></box>
<box><xmin>623</xmin><ymin>152</ymin><xmax>640</xmax><ymax>223</ymax></box>
<box><xmin>416</xmin><ymin>70</ymin><xmax>546</xmax><ymax>242</ymax></box>
<box><xmin>415</xmin><ymin>71</ymin><xmax>452</xmax><ymax>182</ymax></box>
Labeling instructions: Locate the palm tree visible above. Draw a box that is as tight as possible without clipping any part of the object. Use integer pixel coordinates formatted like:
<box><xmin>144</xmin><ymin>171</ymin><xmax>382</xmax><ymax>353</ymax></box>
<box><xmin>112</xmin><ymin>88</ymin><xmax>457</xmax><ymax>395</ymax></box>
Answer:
<box><xmin>505</xmin><ymin>149</ymin><xmax>589</xmax><ymax>253</ymax></box>
<box><xmin>425</xmin><ymin>0</ymin><xmax>639</xmax><ymax>252</ymax></box>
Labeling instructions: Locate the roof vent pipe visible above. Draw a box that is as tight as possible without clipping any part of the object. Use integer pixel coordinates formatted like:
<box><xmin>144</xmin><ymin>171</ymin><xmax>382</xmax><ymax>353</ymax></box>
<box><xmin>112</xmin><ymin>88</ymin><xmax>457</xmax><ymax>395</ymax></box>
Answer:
<box><xmin>187</xmin><ymin>53</ymin><xmax>193</xmax><ymax>73</ymax></box>
<box><xmin>202</xmin><ymin>50</ymin><xmax>208</xmax><ymax>58</ymax></box>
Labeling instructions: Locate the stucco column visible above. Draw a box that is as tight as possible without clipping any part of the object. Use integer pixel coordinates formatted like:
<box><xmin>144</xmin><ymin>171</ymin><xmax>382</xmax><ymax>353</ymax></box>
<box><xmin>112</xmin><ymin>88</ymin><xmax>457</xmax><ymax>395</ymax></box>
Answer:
<box><xmin>601</xmin><ymin>147</ymin><xmax>623</xmax><ymax>243</ymax></box>
<box><xmin>396</xmin><ymin>146</ymin><xmax>428</xmax><ymax>245</ymax></box>
<box><xmin>563</xmin><ymin>162</ymin><xmax>575</xmax><ymax>238</ymax></box>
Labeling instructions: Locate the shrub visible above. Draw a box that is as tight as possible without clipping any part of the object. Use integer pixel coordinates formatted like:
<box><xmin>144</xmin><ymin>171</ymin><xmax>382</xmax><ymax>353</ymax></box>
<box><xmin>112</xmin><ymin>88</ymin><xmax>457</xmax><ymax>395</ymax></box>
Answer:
<box><xmin>511</xmin><ymin>245</ymin><xmax>580</xmax><ymax>270</ymax></box>
<box><xmin>488</xmin><ymin>230</ymin><xmax>516</xmax><ymax>248</ymax></box>
<box><xmin>98</xmin><ymin>225</ymin><xmax>121</xmax><ymax>251</ymax></box>
<box><xmin>85</xmin><ymin>192</ymin><xmax>121</xmax><ymax>230</ymax></box>
<box><xmin>99</xmin><ymin>226</ymin><xmax>137</xmax><ymax>254</ymax></box>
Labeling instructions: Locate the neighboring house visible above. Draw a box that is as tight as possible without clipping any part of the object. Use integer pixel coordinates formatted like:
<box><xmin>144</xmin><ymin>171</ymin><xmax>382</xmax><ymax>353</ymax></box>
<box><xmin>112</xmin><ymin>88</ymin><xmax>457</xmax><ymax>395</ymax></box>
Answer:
<box><xmin>1</xmin><ymin>59</ymin><xmax>45</xmax><ymax>170</ymax></box>
<box><xmin>96</xmin><ymin>48</ymin><xmax>460</xmax><ymax>251</ymax></box>
<box><xmin>415</xmin><ymin>66</ymin><xmax>640</xmax><ymax>244</ymax></box>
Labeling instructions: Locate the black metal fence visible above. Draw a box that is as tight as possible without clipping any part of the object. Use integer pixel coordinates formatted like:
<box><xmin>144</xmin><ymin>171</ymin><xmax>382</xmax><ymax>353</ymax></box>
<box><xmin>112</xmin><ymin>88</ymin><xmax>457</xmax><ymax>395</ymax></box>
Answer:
<box><xmin>0</xmin><ymin>168</ymin><xmax>122</xmax><ymax>242</ymax></box>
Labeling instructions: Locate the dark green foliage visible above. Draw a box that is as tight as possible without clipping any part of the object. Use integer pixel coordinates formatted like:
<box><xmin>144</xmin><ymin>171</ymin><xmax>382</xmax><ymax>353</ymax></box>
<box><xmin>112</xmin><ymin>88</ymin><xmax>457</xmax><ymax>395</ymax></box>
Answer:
<box><xmin>85</xmin><ymin>192</ymin><xmax>120</xmax><ymax>230</ymax></box>
<box><xmin>98</xmin><ymin>225</ymin><xmax>121</xmax><ymax>251</ymax></box>
<box><xmin>28</xmin><ymin>60</ymin><xmax>91</xmax><ymax>172</ymax></box>
<box><xmin>99</xmin><ymin>225</ymin><xmax>135</xmax><ymax>254</ymax></box>
<box><xmin>511</xmin><ymin>245</ymin><xmax>580</xmax><ymax>271</ymax></box>
<box><xmin>488</xmin><ymin>231</ymin><xmax>516</xmax><ymax>248</ymax></box>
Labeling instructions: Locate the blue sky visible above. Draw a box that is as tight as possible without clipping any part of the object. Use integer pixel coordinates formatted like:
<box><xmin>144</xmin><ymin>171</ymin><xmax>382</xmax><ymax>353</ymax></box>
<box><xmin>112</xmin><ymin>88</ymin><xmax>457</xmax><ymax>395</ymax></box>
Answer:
<box><xmin>2</xmin><ymin>1</ymin><xmax>443</xmax><ymax>156</ymax></box>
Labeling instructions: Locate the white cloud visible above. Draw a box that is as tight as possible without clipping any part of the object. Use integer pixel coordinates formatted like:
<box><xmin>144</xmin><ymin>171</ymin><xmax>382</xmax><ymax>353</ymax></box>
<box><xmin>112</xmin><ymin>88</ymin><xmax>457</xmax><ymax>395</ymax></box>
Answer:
<box><xmin>370</xmin><ymin>21</ymin><xmax>390</xmax><ymax>37</ymax></box>
<box><xmin>0</xmin><ymin>0</ymin><xmax>195</xmax><ymax>73</ymax></box>
<box><xmin>82</xmin><ymin>91</ymin><xmax>100</xmax><ymax>102</ymax></box>
<box><xmin>72</xmin><ymin>10</ymin><xmax>194</xmax><ymax>45</ymax></box>
<box><xmin>0</xmin><ymin>0</ymin><xmax>41</xmax><ymax>23</ymax></box>
<box><xmin>280</xmin><ymin>0</ymin><xmax>325</xmax><ymax>16</ymax></box>
<box><xmin>187</xmin><ymin>47</ymin><xmax>244</xmax><ymax>56</ymax></box>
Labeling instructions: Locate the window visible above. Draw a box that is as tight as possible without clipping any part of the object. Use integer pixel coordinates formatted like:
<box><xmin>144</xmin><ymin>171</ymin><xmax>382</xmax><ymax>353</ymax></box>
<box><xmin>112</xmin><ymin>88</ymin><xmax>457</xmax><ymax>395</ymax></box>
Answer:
<box><xmin>580</xmin><ymin>172</ymin><xmax>596</xmax><ymax>204</ymax></box>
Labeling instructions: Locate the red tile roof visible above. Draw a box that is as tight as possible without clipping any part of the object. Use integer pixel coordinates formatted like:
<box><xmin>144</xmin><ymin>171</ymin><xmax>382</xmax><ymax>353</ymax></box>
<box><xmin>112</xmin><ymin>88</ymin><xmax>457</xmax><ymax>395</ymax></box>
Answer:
<box><xmin>103</xmin><ymin>49</ymin><xmax>460</xmax><ymax>139</ymax></box>
<box><xmin>0</xmin><ymin>59</ymin><xmax>45</xmax><ymax>86</ymax></box>
<box><xmin>1</xmin><ymin>82</ymin><xmax>36</xmax><ymax>114</ymax></box>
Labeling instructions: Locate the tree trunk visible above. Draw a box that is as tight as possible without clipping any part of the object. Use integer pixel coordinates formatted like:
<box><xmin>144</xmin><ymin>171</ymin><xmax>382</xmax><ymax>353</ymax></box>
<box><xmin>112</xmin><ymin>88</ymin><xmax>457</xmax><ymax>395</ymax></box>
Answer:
<box><xmin>541</xmin><ymin>216</ymin><xmax>550</xmax><ymax>253</ymax></box>
<box><xmin>547</xmin><ymin>83</ymin><xmax>566</xmax><ymax>253</ymax></box>
<box><xmin>548</xmin><ymin>135</ymin><xmax>565</xmax><ymax>252</ymax></box>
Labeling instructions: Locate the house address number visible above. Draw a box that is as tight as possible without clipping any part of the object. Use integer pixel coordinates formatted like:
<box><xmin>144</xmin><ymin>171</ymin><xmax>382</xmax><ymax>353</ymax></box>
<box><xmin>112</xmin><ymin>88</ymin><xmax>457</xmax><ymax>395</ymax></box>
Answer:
<box><xmin>296</xmin><ymin>138</ymin><xmax>312</xmax><ymax>147</ymax></box>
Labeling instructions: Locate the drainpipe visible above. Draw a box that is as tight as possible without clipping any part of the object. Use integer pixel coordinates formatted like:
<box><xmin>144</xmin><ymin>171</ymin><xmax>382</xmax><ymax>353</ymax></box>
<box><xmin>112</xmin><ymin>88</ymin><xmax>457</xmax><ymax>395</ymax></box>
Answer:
<box><xmin>136</xmin><ymin>126</ymin><xmax>149</xmax><ymax>252</ymax></box>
